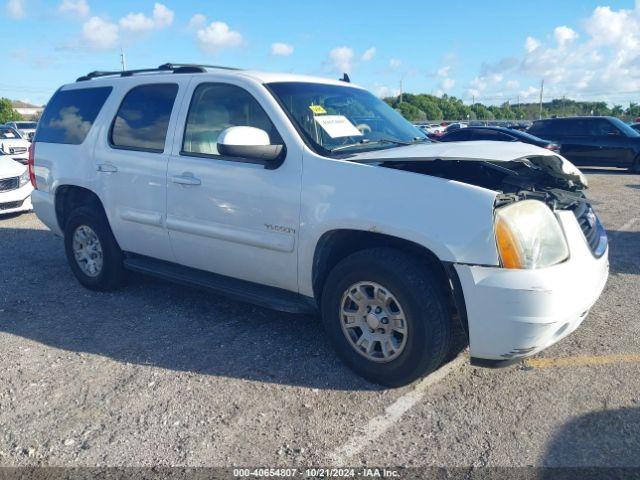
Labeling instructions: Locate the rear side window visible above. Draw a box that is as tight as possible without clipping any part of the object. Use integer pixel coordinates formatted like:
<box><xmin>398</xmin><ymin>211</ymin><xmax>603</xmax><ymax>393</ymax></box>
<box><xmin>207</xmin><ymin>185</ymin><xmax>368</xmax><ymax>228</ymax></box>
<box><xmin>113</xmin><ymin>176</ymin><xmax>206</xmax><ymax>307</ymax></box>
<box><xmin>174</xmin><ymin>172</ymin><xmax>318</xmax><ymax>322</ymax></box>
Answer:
<box><xmin>36</xmin><ymin>87</ymin><xmax>112</xmax><ymax>144</ymax></box>
<box><xmin>111</xmin><ymin>83</ymin><xmax>179</xmax><ymax>152</ymax></box>
<box><xmin>528</xmin><ymin>121</ymin><xmax>550</xmax><ymax>137</ymax></box>
<box><xmin>442</xmin><ymin>129</ymin><xmax>472</xmax><ymax>141</ymax></box>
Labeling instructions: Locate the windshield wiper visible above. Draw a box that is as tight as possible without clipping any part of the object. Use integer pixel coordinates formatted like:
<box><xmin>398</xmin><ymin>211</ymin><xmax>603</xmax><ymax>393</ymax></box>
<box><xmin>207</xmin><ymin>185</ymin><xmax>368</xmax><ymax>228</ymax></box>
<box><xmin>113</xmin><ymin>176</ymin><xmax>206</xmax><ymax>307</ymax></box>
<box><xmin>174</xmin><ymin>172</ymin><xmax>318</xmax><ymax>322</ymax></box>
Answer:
<box><xmin>329</xmin><ymin>138</ymin><xmax>413</xmax><ymax>153</ymax></box>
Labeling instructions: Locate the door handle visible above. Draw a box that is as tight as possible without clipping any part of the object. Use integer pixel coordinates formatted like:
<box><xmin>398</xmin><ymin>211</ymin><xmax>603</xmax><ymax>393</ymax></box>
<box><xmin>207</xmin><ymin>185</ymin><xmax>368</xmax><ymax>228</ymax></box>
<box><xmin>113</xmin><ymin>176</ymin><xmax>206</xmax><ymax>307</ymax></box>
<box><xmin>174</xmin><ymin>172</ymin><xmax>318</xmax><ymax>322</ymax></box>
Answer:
<box><xmin>97</xmin><ymin>163</ymin><xmax>118</xmax><ymax>173</ymax></box>
<box><xmin>171</xmin><ymin>174</ymin><xmax>201</xmax><ymax>186</ymax></box>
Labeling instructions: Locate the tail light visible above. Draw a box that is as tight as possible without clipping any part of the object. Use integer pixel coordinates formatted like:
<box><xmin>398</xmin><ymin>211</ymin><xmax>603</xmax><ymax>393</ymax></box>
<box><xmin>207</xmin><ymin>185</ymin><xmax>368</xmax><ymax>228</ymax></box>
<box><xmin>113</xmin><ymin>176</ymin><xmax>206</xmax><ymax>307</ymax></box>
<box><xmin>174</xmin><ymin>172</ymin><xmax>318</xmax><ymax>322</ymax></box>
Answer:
<box><xmin>28</xmin><ymin>143</ymin><xmax>37</xmax><ymax>189</ymax></box>
<box><xmin>545</xmin><ymin>143</ymin><xmax>560</xmax><ymax>152</ymax></box>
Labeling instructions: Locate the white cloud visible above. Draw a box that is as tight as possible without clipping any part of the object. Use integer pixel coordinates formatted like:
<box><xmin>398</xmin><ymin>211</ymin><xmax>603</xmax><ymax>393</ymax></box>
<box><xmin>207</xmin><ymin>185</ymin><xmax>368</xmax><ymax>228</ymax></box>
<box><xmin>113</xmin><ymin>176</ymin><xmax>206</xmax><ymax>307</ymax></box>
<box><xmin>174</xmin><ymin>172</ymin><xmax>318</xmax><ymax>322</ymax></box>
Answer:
<box><xmin>152</xmin><ymin>3</ymin><xmax>173</xmax><ymax>28</ymax></box>
<box><xmin>82</xmin><ymin>16</ymin><xmax>119</xmax><ymax>50</ymax></box>
<box><xmin>362</xmin><ymin>47</ymin><xmax>376</xmax><ymax>61</ymax></box>
<box><xmin>197</xmin><ymin>22</ymin><xmax>244</xmax><ymax>54</ymax></box>
<box><xmin>271</xmin><ymin>42</ymin><xmax>294</xmax><ymax>56</ymax></box>
<box><xmin>441</xmin><ymin>78</ymin><xmax>455</xmax><ymax>91</ymax></box>
<box><xmin>506</xmin><ymin>80</ymin><xmax>520</xmax><ymax>89</ymax></box>
<box><xmin>188</xmin><ymin>13</ymin><xmax>206</xmax><ymax>30</ymax></box>
<box><xmin>328</xmin><ymin>46</ymin><xmax>354</xmax><ymax>73</ymax></box>
<box><xmin>119</xmin><ymin>3</ymin><xmax>173</xmax><ymax>33</ymax></box>
<box><xmin>519</xmin><ymin>86</ymin><xmax>539</xmax><ymax>99</ymax></box>
<box><xmin>59</xmin><ymin>0</ymin><xmax>89</xmax><ymax>18</ymax></box>
<box><xmin>373</xmin><ymin>84</ymin><xmax>400</xmax><ymax>98</ymax></box>
<box><xmin>554</xmin><ymin>26</ymin><xmax>578</xmax><ymax>47</ymax></box>
<box><xmin>437</xmin><ymin>66</ymin><xmax>450</xmax><ymax>77</ymax></box>
<box><xmin>468</xmin><ymin>3</ymin><xmax>640</xmax><ymax>104</ymax></box>
<box><xmin>525</xmin><ymin>36</ymin><xmax>540</xmax><ymax>53</ymax></box>
<box><xmin>6</xmin><ymin>0</ymin><xmax>25</xmax><ymax>19</ymax></box>
<box><xmin>119</xmin><ymin>12</ymin><xmax>154</xmax><ymax>32</ymax></box>
<box><xmin>389</xmin><ymin>58</ymin><xmax>402</xmax><ymax>69</ymax></box>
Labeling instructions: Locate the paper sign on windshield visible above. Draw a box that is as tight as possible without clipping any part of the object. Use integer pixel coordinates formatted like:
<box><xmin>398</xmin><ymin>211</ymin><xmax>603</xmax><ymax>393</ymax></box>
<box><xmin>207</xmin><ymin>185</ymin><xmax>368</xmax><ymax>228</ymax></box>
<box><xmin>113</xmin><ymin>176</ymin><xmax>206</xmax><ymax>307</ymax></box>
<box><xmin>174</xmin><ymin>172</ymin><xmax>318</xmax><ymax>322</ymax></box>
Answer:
<box><xmin>314</xmin><ymin>115</ymin><xmax>362</xmax><ymax>138</ymax></box>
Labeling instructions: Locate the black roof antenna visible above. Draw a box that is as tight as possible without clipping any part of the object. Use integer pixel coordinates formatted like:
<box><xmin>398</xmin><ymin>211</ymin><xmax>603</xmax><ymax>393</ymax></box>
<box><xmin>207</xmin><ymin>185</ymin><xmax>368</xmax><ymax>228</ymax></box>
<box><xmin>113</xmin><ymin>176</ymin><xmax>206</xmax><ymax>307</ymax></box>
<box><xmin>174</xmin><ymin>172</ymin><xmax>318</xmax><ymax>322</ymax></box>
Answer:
<box><xmin>340</xmin><ymin>73</ymin><xmax>351</xmax><ymax>83</ymax></box>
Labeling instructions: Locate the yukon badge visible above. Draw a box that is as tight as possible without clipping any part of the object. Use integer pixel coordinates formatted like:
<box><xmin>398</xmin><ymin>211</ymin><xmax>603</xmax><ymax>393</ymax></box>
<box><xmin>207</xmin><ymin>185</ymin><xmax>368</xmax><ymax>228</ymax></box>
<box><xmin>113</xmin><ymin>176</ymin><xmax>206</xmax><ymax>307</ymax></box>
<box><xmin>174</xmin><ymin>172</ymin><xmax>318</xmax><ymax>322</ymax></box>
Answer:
<box><xmin>265</xmin><ymin>223</ymin><xmax>295</xmax><ymax>235</ymax></box>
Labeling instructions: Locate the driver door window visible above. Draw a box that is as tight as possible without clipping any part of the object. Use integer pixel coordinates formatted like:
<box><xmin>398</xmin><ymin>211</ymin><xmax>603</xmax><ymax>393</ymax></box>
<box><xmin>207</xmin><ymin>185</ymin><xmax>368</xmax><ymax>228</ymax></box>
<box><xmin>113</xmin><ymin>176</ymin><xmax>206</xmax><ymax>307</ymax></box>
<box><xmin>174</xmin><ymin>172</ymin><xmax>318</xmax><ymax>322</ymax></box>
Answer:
<box><xmin>182</xmin><ymin>83</ymin><xmax>282</xmax><ymax>157</ymax></box>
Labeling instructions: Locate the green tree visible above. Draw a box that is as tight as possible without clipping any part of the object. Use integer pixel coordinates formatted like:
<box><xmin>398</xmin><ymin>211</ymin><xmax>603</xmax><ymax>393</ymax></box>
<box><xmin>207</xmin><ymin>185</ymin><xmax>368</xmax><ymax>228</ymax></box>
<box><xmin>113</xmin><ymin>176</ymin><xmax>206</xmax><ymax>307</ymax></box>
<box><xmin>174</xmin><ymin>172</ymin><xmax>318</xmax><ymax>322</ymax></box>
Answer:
<box><xmin>396</xmin><ymin>102</ymin><xmax>425</xmax><ymax>122</ymax></box>
<box><xmin>0</xmin><ymin>98</ymin><xmax>23</xmax><ymax>124</ymax></box>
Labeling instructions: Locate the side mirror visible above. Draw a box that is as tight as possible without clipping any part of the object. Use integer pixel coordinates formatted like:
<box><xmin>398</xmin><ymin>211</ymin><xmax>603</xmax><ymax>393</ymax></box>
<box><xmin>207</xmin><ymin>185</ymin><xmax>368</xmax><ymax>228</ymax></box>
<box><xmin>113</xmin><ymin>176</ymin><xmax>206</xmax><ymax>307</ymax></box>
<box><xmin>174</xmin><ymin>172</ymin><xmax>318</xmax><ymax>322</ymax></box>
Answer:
<box><xmin>217</xmin><ymin>126</ymin><xmax>283</xmax><ymax>162</ymax></box>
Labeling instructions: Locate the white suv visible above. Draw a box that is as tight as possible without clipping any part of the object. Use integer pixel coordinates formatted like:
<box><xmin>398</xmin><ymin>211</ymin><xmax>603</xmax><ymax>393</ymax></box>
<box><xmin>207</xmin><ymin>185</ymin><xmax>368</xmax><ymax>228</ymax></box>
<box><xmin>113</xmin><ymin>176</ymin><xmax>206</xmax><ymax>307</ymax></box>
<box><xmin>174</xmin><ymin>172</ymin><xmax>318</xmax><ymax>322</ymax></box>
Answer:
<box><xmin>31</xmin><ymin>63</ymin><xmax>609</xmax><ymax>386</ymax></box>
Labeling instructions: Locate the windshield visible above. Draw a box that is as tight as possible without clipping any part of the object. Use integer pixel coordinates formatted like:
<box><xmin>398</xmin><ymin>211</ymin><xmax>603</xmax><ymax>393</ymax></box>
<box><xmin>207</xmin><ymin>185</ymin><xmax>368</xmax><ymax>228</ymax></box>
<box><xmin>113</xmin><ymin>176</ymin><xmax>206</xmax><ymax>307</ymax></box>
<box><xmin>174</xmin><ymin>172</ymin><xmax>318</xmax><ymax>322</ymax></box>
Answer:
<box><xmin>267</xmin><ymin>82</ymin><xmax>427</xmax><ymax>154</ymax></box>
<box><xmin>0</xmin><ymin>127</ymin><xmax>20</xmax><ymax>139</ymax></box>
<box><xmin>610</xmin><ymin>117</ymin><xmax>640</xmax><ymax>137</ymax></box>
<box><xmin>16</xmin><ymin>122</ymin><xmax>37</xmax><ymax>129</ymax></box>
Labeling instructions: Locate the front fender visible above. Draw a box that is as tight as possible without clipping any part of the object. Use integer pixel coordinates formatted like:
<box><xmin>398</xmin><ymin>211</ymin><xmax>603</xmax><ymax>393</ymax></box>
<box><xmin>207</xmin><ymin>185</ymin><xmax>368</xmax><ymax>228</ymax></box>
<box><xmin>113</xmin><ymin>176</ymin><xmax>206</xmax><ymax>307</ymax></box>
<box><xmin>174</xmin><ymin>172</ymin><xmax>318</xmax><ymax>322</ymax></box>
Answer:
<box><xmin>298</xmin><ymin>153</ymin><xmax>499</xmax><ymax>296</ymax></box>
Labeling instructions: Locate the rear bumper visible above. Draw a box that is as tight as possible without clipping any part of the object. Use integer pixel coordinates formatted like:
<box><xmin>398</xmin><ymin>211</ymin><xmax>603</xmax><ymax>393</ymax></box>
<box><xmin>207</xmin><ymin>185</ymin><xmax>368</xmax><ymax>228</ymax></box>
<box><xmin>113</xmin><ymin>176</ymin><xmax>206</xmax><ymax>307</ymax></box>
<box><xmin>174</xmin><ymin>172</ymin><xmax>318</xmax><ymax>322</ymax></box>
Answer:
<box><xmin>31</xmin><ymin>189</ymin><xmax>62</xmax><ymax>235</ymax></box>
<box><xmin>0</xmin><ymin>183</ymin><xmax>33</xmax><ymax>215</ymax></box>
<box><xmin>455</xmin><ymin>209</ymin><xmax>609</xmax><ymax>362</ymax></box>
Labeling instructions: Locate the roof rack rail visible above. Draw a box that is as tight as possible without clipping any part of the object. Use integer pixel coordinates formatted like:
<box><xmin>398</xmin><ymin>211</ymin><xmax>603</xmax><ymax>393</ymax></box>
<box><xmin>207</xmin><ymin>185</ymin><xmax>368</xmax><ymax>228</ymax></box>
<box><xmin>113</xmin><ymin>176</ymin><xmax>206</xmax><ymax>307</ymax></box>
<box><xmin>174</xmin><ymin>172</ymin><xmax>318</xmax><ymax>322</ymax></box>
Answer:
<box><xmin>76</xmin><ymin>63</ymin><xmax>241</xmax><ymax>82</ymax></box>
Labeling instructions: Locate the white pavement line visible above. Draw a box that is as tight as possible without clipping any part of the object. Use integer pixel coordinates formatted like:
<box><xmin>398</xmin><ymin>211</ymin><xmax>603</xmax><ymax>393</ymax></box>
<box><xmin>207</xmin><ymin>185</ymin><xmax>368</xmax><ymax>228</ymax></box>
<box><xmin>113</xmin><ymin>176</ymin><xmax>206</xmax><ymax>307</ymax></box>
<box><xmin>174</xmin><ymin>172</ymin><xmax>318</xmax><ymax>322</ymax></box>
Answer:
<box><xmin>328</xmin><ymin>355</ymin><xmax>466</xmax><ymax>465</ymax></box>
<box><xmin>609</xmin><ymin>217</ymin><xmax>638</xmax><ymax>239</ymax></box>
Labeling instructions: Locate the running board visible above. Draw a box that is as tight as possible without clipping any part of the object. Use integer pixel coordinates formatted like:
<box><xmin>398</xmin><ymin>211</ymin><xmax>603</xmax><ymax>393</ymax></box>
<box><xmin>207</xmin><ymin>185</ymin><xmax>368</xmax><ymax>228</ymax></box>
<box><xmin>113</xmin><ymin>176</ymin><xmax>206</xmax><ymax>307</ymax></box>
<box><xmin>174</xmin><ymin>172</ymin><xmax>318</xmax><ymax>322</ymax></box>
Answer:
<box><xmin>123</xmin><ymin>255</ymin><xmax>317</xmax><ymax>314</ymax></box>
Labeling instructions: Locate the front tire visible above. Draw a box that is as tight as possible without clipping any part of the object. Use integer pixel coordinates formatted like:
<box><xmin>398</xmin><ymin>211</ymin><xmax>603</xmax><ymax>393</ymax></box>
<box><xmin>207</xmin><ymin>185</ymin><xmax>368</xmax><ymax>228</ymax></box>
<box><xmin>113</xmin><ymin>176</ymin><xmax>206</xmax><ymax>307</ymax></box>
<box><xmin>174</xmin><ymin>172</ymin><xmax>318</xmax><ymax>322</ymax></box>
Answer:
<box><xmin>321</xmin><ymin>248</ymin><xmax>453</xmax><ymax>387</ymax></box>
<box><xmin>64</xmin><ymin>207</ymin><xmax>126</xmax><ymax>291</ymax></box>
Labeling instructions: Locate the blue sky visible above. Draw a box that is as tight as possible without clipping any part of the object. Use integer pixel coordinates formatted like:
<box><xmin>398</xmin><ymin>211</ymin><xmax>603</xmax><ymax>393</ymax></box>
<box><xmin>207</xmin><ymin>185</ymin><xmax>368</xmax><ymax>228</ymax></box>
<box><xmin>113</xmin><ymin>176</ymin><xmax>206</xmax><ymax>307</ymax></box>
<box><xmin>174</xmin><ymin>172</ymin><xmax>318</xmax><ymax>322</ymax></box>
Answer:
<box><xmin>2</xmin><ymin>0</ymin><xmax>640</xmax><ymax>106</ymax></box>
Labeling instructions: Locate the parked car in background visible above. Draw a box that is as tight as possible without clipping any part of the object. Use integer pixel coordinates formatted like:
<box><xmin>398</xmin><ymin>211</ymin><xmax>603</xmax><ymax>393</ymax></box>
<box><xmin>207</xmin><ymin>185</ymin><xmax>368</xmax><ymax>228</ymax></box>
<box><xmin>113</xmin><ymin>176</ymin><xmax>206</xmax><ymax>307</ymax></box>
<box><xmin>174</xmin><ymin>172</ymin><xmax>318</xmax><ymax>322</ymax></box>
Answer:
<box><xmin>528</xmin><ymin>116</ymin><xmax>640</xmax><ymax>171</ymax></box>
<box><xmin>444</xmin><ymin>122</ymin><xmax>467</xmax><ymax>132</ymax></box>
<box><xmin>31</xmin><ymin>64</ymin><xmax>607</xmax><ymax>386</ymax></box>
<box><xmin>630</xmin><ymin>123</ymin><xmax>640</xmax><ymax>133</ymax></box>
<box><xmin>421</xmin><ymin>123</ymin><xmax>446</xmax><ymax>138</ymax></box>
<box><xmin>0</xmin><ymin>126</ymin><xmax>31</xmax><ymax>164</ymax></box>
<box><xmin>0</xmin><ymin>156</ymin><xmax>33</xmax><ymax>215</ymax></box>
<box><xmin>4</xmin><ymin>121</ymin><xmax>38</xmax><ymax>141</ymax></box>
<box><xmin>439</xmin><ymin>126</ymin><xmax>560</xmax><ymax>151</ymax></box>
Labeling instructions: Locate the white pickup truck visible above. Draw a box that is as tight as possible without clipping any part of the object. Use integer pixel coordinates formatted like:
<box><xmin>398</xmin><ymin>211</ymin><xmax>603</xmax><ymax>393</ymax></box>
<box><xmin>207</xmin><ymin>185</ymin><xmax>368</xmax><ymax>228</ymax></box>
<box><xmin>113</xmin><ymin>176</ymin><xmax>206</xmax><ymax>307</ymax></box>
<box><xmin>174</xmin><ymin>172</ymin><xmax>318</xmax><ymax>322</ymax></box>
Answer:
<box><xmin>30</xmin><ymin>64</ymin><xmax>609</xmax><ymax>386</ymax></box>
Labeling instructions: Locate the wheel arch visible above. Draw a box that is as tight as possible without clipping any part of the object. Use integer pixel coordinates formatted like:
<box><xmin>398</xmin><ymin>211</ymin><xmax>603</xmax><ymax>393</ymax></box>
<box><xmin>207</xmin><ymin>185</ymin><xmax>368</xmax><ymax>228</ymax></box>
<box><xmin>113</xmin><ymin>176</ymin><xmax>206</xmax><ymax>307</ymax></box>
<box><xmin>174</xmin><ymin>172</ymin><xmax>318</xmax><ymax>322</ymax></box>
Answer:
<box><xmin>54</xmin><ymin>184</ymin><xmax>107</xmax><ymax>231</ymax></box>
<box><xmin>311</xmin><ymin>229</ymin><xmax>468</xmax><ymax>336</ymax></box>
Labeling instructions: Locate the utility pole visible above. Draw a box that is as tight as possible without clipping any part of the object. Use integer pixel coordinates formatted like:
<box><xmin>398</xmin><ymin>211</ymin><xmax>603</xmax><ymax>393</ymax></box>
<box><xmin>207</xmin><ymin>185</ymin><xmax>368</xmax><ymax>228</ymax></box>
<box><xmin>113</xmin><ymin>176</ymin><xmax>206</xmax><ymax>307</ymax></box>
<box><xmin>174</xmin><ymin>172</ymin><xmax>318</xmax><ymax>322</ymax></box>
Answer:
<box><xmin>399</xmin><ymin>78</ymin><xmax>403</xmax><ymax>104</ymax></box>
<box><xmin>538</xmin><ymin>79</ymin><xmax>544</xmax><ymax>120</ymax></box>
<box><xmin>472</xmin><ymin>94</ymin><xmax>475</xmax><ymax>105</ymax></box>
<box><xmin>120</xmin><ymin>48</ymin><xmax>127</xmax><ymax>72</ymax></box>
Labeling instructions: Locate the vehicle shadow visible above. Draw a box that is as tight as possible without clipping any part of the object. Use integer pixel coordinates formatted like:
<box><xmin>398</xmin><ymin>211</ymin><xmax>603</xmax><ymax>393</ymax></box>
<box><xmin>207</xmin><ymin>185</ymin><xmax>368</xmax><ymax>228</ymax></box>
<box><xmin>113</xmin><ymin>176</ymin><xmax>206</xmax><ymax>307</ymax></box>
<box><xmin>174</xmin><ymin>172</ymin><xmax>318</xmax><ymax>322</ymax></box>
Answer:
<box><xmin>542</xmin><ymin>407</ymin><xmax>640</xmax><ymax>470</ymax></box>
<box><xmin>606</xmin><ymin>230</ymin><xmax>640</xmax><ymax>275</ymax></box>
<box><xmin>0</xmin><ymin>226</ymin><xmax>465</xmax><ymax>390</ymax></box>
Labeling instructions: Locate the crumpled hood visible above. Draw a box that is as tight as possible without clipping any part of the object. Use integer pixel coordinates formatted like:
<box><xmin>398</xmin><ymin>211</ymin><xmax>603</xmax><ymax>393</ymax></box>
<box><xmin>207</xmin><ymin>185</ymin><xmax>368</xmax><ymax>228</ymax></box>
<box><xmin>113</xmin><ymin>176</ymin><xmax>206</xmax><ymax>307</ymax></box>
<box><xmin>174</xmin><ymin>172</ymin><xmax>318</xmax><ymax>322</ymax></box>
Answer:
<box><xmin>350</xmin><ymin>140</ymin><xmax>588</xmax><ymax>188</ymax></box>
<box><xmin>0</xmin><ymin>156</ymin><xmax>27</xmax><ymax>178</ymax></box>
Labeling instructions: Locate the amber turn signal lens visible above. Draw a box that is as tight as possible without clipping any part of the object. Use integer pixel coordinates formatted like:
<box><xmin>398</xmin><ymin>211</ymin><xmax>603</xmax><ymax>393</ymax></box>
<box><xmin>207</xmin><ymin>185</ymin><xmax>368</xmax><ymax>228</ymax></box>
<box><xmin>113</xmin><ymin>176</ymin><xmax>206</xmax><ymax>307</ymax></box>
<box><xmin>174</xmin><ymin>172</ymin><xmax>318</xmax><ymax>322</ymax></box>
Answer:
<box><xmin>495</xmin><ymin>216</ymin><xmax>524</xmax><ymax>269</ymax></box>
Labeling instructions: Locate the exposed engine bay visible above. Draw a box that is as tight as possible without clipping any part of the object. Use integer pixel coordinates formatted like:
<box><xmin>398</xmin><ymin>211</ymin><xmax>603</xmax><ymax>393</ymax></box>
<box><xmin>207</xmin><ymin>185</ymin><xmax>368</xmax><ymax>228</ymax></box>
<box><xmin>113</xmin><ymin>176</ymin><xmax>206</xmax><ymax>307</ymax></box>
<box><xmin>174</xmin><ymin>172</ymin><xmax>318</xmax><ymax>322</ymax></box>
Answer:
<box><xmin>378</xmin><ymin>155</ymin><xmax>587</xmax><ymax>210</ymax></box>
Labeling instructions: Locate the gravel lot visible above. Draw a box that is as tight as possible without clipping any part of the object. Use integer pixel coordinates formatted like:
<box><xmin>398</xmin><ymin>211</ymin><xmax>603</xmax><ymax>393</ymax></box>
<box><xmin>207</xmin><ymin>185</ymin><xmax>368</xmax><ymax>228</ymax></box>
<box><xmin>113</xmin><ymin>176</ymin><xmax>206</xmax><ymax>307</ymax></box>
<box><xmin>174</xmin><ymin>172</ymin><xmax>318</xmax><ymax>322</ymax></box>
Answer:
<box><xmin>0</xmin><ymin>169</ymin><xmax>639</xmax><ymax>469</ymax></box>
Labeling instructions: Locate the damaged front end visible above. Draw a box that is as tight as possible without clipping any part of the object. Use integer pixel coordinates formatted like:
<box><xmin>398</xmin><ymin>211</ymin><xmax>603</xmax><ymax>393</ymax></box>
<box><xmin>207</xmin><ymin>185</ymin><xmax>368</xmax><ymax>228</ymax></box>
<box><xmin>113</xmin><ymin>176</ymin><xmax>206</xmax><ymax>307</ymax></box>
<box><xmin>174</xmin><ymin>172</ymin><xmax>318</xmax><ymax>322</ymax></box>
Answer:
<box><xmin>379</xmin><ymin>154</ymin><xmax>606</xmax><ymax>258</ymax></box>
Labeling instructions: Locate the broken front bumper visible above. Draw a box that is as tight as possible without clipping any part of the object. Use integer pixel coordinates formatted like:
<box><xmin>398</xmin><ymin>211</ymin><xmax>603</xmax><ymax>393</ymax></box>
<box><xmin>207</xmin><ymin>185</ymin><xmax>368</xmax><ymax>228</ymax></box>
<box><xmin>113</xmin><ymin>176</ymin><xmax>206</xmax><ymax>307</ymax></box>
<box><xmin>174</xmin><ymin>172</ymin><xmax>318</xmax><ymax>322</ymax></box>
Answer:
<box><xmin>455</xmin><ymin>209</ymin><xmax>609</xmax><ymax>363</ymax></box>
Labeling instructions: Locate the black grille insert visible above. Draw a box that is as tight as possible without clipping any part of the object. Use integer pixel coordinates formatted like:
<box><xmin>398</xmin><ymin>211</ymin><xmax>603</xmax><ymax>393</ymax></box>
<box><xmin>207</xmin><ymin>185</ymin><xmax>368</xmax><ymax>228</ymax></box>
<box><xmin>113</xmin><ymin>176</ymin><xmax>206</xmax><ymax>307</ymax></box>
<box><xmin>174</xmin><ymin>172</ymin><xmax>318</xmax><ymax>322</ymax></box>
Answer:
<box><xmin>571</xmin><ymin>202</ymin><xmax>607</xmax><ymax>257</ymax></box>
<box><xmin>0</xmin><ymin>176</ymin><xmax>19</xmax><ymax>192</ymax></box>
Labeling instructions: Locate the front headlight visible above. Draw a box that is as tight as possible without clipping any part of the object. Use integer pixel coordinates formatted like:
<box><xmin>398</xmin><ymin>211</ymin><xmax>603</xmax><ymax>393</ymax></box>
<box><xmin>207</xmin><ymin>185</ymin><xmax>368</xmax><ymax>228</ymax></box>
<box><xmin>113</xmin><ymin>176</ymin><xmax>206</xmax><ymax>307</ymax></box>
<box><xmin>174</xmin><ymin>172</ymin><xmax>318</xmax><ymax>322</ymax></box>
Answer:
<box><xmin>495</xmin><ymin>200</ymin><xmax>569</xmax><ymax>269</ymax></box>
<box><xmin>19</xmin><ymin>170</ymin><xmax>30</xmax><ymax>187</ymax></box>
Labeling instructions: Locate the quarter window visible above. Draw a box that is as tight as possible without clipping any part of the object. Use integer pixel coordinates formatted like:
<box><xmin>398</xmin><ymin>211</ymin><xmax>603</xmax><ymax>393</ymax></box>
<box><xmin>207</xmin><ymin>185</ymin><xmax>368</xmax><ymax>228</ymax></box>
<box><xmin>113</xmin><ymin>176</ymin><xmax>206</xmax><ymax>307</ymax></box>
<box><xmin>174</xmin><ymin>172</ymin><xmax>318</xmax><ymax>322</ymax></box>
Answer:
<box><xmin>36</xmin><ymin>87</ymin><xmax>112</xmax><ymax>144</ymax></box>
<box><xmin>182</xmin><ymin>83</ymin><xmax>282</xmax><ymax>156</ymax></box>
<box><xmin>111</xmin><ymin>83</ymin><xmax>179</xmax><ymax>152</ymax></box>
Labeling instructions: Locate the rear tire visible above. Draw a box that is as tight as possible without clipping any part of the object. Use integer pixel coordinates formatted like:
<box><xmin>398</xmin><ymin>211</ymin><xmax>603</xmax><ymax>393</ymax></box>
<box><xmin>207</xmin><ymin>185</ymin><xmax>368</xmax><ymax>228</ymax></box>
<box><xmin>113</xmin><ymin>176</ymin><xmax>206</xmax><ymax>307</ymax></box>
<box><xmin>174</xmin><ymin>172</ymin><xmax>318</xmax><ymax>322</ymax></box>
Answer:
<box><xmin>64</xmin><ymin>207</ymin><xmax>126</xmax><ymax>291</ymax></box>
<box><xmin>321</xmin><ymin>247</ymin><xmax>453</xmax><ymax>387</ymax></box>
<box><xmin>631</xmin><ymin>156</ymin><xmax>640</xmax><ymax>173</ymax></box>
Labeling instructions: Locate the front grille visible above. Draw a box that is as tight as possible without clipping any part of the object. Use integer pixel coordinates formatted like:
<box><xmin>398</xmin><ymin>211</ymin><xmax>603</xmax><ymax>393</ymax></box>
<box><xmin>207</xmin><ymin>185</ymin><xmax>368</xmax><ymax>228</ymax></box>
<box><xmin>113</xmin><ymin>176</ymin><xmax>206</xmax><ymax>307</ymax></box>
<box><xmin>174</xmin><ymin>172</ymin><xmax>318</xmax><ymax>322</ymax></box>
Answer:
<box><xmin>0</xmin><ymin>199</ymin><xmax>23</xmax><ymax>210</ymax></box>
<box><xmin>0</xmin><ymin>176</ymin><xmax>19</xmax><ymax>192</ymax></box>
<box><xmin>572</xmin><ymin>201</ymin><xmax>607</xmax><ymax>257</ymax></box>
